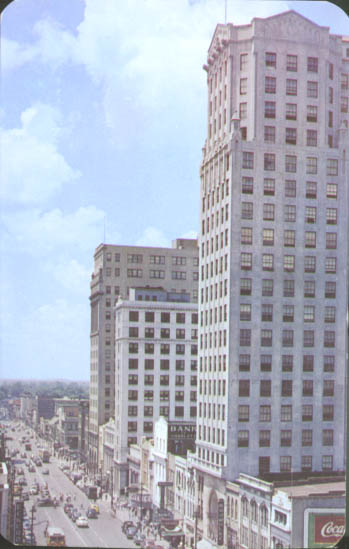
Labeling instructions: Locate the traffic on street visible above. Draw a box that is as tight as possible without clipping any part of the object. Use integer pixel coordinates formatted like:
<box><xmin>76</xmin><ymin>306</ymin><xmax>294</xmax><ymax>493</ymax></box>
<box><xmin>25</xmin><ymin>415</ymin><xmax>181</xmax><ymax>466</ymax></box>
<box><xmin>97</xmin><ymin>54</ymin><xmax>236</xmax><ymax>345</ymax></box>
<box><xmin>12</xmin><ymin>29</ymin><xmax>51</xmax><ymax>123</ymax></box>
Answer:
<box><xmin>3</xmin><ymin>420</ymin><xmax>168</xmax><ymax>548</ymax></box>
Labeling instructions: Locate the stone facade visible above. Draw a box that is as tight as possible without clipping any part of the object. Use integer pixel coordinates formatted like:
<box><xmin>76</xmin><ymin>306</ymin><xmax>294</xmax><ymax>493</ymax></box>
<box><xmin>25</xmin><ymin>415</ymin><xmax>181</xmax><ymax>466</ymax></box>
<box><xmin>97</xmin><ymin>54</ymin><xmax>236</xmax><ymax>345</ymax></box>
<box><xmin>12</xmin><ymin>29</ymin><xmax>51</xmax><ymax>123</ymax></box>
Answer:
<box><xmin>195</xmin><ymin>9</ymin><xmax>349</xmax><ymax>548</ymax></box>
<box><xmin>88</xmin><ymin>238</ymin><xmax>198</xmax><ymax>470</ymax></box>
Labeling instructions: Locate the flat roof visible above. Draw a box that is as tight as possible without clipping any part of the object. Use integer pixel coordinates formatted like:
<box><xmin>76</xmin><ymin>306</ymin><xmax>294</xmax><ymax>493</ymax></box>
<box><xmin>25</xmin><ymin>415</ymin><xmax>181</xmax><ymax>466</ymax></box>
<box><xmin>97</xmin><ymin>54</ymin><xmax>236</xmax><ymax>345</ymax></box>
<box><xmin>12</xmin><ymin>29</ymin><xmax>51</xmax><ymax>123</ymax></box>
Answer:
<box><xmin>279</xmin><ymin>481</ymin><xmax>345</xmax><ymax>499</ymax></box>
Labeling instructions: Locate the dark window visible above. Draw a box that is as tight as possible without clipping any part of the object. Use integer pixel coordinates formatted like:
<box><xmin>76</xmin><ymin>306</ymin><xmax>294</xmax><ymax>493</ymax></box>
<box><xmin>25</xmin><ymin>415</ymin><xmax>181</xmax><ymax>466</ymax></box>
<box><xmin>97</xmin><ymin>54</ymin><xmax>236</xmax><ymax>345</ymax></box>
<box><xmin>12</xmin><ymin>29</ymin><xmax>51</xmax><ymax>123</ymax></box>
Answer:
<box><xmin>129</xmin><ymin>311</ymin><xmax>139</xmax><ymax>322</ymax></box>
<box><xmin>282</xmin><ymin>380</ymin><xmax>292</xmax><ymax>397</ymax></box>
<box><xmin>239</xmin><ymin>380</ymin><xmax>250</xmax><ymax>397</ymax></box>
<box><xmin>145</xmin><ymin>311</ymin><xmax>155</xmax><ymax>322</ymax></box>
<box><xmin>303</xmin><ymin>380</ymin><xmax>313</xmax><ymax>396</ymax></box>
<box><xmin>260</xmin><ymin>380</ymin><xmax>271</xmax><ymax>397</ymax></box>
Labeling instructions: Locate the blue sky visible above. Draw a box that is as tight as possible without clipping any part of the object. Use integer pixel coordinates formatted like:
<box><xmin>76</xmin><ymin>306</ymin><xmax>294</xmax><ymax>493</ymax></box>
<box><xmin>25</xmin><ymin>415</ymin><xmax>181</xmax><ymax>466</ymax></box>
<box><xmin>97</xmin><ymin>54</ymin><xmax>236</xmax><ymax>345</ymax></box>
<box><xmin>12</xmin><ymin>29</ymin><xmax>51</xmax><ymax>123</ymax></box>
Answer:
<box><xmin>1</xmin><ymin>1</ymin><xmax>348</xmax><ymax>381</ymax></box>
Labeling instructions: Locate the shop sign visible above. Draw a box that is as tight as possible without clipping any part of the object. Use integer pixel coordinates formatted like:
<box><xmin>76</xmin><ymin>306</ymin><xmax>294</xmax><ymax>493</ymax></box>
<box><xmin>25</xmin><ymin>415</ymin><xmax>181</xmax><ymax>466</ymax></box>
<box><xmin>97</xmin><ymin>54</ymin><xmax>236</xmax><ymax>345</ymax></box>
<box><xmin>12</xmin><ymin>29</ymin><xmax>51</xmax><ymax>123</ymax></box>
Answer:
<box><xmin>307</xmin><ymin>512</ymin><xmax>345</xmax><ymax>547</ymax></box>
<box><xmin>168</xmin><ymin>423</ymin><xmax>196</xmax><ymax>439</ymax></box>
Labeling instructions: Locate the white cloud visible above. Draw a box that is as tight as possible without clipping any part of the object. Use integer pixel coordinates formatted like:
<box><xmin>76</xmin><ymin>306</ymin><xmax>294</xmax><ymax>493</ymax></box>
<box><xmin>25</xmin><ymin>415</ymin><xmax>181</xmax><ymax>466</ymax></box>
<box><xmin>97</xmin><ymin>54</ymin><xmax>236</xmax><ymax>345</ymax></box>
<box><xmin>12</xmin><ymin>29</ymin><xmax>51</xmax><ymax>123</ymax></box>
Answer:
<box><xmin>1</xmin><ymin>103</ymin><xmax>80</xmax><ymax>205</ymax></box>
<box><xmin>44</xmin><ymin>259</ymin><xmax>91</xmax><ymax>295</ymax></box>
<box><xmin>135</xmin><ymin>226</ymin><xmax>171</xmax><ymax>248</ymax></box>
<box><xmin>1</xmin><ymin>206</ymin><xmax>110</xmax><ymax>256</ymax></box>
<box><xmin>19</xmin><ymin>299</ymin><xmax>89</xmax><ymax>379</ymax></box>
<box><xmin>2</xmin><ymin>1</ymin><xmax>290</xmax><ymax>134</ymax></box>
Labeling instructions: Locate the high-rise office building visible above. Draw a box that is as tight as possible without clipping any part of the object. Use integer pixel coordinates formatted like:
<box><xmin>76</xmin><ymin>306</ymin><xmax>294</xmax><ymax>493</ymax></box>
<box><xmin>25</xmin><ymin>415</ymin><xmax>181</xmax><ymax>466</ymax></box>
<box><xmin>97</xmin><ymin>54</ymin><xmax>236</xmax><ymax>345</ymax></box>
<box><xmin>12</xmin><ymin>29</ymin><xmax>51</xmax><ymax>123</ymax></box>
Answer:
<box><xmin>113</xmin><ymin>286</ymin><xmax>198</xmax><ymax>493</ymax></box>
<box><xmin>88</xmin><ymin>239</ymin><xmax>198</xmax><ymax>471</ymax></box>
<box><xmin>194</xmin><ymin>10</ymin><xmax>349</xmax><ymax>544</ymax></box>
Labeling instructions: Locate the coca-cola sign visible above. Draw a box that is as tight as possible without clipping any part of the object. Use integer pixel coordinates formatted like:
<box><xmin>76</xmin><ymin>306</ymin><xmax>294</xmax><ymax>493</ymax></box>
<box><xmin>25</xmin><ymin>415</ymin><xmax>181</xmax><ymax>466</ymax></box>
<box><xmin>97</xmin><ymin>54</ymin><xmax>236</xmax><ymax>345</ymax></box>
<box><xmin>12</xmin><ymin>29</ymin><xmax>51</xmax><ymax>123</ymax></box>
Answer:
<box><xmin>314</xmin><ymin>514</ymin><xmax>345</xmax><ymax>544</ymax></box>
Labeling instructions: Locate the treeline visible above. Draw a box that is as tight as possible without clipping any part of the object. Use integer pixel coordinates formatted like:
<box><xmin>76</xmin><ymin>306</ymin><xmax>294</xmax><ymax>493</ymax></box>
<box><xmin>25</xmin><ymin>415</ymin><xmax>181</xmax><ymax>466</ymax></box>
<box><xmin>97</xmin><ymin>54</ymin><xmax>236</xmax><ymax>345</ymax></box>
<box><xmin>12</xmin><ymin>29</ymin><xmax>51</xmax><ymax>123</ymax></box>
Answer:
<box><xmin>0</xmin><ymin>379</ymin><xmax>89</xmax><ymax>400</ymax></box>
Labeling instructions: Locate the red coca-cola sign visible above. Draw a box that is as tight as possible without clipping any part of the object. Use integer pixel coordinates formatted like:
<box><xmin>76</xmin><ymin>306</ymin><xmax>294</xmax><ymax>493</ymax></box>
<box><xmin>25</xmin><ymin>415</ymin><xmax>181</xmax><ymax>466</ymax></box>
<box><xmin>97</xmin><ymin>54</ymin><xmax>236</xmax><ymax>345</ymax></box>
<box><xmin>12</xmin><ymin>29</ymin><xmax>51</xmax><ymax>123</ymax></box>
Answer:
<box><xmin>314</xmin><ymin>514</ymin><xmax>345</xmax><ymax>544</ymax></box>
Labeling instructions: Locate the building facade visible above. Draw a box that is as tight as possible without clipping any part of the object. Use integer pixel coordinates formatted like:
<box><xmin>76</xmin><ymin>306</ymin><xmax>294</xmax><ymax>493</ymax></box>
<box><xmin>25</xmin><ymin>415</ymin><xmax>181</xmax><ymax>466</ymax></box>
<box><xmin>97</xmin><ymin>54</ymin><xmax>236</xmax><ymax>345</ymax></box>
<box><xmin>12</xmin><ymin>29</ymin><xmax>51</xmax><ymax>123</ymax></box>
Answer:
<box><xmin>88</xmin><ymin>238</ymin><xmax>198</xmax><ymax>471</ymax></box>
<box><xmin>195</xmin><ymin>10</ymin><xmax>349</xmax><ymax>547</ymax></box>
<box><xmin>113</xmin><ymin>286</ymin><xmax>198</xmax><ymax>494</ymax></box>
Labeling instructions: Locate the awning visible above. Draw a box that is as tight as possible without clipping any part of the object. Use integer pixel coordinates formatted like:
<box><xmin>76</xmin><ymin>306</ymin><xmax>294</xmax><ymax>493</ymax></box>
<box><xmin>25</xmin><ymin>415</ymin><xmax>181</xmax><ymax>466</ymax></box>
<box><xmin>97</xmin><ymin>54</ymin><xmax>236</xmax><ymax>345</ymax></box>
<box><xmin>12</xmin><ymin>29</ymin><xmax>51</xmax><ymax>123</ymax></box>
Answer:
<box><xmin>161</xmin><ymin>526</ymin><xmax>185</xmax><ymax>538</ymax></box>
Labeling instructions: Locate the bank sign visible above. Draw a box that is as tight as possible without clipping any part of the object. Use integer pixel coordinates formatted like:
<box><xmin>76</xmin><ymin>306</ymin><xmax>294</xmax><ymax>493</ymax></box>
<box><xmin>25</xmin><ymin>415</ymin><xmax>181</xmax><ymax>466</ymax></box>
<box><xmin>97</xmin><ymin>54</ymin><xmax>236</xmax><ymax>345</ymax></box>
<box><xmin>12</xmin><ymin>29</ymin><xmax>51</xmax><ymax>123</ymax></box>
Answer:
<box><xmin>306</xmin><ymin>511</ymin><xmax>345</xmax><ymax>547</ymax></box>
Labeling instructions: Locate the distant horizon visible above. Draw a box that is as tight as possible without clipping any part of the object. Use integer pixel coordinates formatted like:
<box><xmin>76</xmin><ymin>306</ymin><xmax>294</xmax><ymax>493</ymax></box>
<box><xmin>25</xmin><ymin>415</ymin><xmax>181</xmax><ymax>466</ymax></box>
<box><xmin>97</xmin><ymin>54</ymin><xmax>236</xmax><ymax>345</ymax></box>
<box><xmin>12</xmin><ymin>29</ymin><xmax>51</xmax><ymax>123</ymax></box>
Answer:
<box><xmin>0</xmin><ymin>378</ymin><xmax>89</xmax><ymax>384</ymax></box>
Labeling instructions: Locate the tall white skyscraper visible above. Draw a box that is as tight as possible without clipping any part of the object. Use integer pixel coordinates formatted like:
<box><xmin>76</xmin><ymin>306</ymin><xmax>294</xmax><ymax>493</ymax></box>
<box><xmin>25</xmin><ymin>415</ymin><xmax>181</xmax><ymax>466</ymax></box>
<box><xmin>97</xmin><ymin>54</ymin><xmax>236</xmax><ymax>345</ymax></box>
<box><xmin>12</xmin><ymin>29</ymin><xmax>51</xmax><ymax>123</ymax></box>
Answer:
<box><xmin>194</xmin><ymin>10</ymin><xmax>349</xmax><ymax>545</ymax></box>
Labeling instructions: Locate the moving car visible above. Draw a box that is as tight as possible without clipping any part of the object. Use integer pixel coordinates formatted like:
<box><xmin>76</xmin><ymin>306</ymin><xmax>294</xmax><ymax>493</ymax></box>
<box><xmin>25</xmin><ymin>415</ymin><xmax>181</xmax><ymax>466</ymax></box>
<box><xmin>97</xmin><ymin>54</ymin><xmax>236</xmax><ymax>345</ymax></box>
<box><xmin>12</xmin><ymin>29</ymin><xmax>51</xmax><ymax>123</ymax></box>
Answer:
<box><xmin>71</xmin><ymin>509</ymin><xmax>80</xmax><ymax>522</ymax></box>
<box><xmin>90</xmin><ymin>503</ymin><xmax>99</xmax><ymax>514</ymax></box>
<box><xmin>43</xmin><ymin>468</ymin><xmax>50</xmax><ymax>475</ymax></box>
<box><xmin>37</xmin><ymin>497</ymin><xmax>54</xmax><ymax>507</ymax></box>
<box><xmin>86</xmin><ymin>508</ymin><xmax>98</xmax><ymax>519</ymax></box>
<box><xmin>64</xmin><ymin>503</ymin><xmax>74</xmax><ymax>514</ymax></box>
<box><xmin>76</xmin><ymin>516</ymin><xmax>89</xmax><ymax>528</ymax></box>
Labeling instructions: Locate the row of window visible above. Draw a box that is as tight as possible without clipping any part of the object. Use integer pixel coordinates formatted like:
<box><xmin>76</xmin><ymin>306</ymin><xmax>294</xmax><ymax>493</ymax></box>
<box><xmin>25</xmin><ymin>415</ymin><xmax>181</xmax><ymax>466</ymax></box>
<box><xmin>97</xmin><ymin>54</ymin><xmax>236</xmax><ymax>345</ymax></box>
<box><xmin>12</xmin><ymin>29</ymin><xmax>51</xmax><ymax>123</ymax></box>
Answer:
<box><xmin>238</xmin><ymin>379</ymin><xmax>334</xmax><ymax>397</ymax></box>
<box><xmin>105</xmin><ymin>268</ymin><xmax>199</xmax><ymax>280</ymax></box>
<box><xmin>125</xmin><ymin>268</ymin><xmax>195</xmax><ymax>279</ymax></box>
<box><xmin>242</xmin><ymin>152</ymin><xmax>338</xmax><ymax>175</ymax></box>
<box><xmin>240</xmin><ymin>253</ymin><xmax>337</xmax><ymax>274</ymax></box>
<box><xmin>242</xmin><ymin>203</ymin><xmax>338</xmax><ymax>223</ymax></box>
<box><xmin>127</xmin><ymin>406</ymin><xmax>197</xmax><ymax>420</ymax></box>
<box><xmin>106</xmin><ymin>253</ymin><xmax>198</xmax><ymax>266</ymax></box>
<box><xmin>201</xmin><ymin>179</ymin><xmax>230</xmax><ymax>213</ymax></box>
<box><xmin>128</xmin><ymin>358</ymin><xmax>197</xmax><ymax>371</ymax></box>
<box><xmin>237</xmin><ymin>404</ymin><xmax>334</xmax><ymax>423</ymax></box>
<box><xmin>241</xmin><ymin>229</ymin><xmax>338</xmax><ymax>249</ymax></box>
<box><xmin>238</xmin><ymin>354</ymin><xmax>335</xmax><ymax>373</ymax></box>
<box><xmin>198</xmin><ymin>424</ymin><xmax>225</xmax><ymax>446</ymax></box>
<box><xmin>128</xmin><ymin>374</ymin><xmax>197</xmax><ymax>387</ymax></box>
<box><xmin>253</xmin><ymin>126</ymin><xmax>330</xmax><ymax>147</ymax></box>
<box><xmin>128</xmin><ymin>389</ymin><xmax>197</xmax><ymax>404</ymax></box>
<box><xmin>237</xmin><ymin>429</ymin><xmax>334</xmax><ymax>447</ymax></box>
<box><xmin>128</xmin><ymin>327</ymin><xmax>198</xmax><ymax>339</ymax></box>
<box><xmin>263</xmin><ymin>53</ymin><xmax>322</xmax><ymax>74</ymax></box>
<box><xmin>197</xmin><ymin>401</ymin><xmax>226</xmax><ymax>420</ymax></box>
<box><xmin>202</xmin><ymin>204</ymin><xmax>229</xmax><ymax>234</ymax></box>
<box><xmin>128</xmin><ymin>342</ymin><xmax>198</xmax><ymax>355</ymax></box>
<box><xmin>261</xmin><ymin>78</ymin><xmax>322</xmax><ymax>97</ymax></box>
<box><xmin>239</xmin><ymin>329</ymin><xmax>335</xmax><ymax>348</ymax></box>
<box><xmin>240</xmin><ymin>278</ymin><xmax>336</xmax><ymax>298</ymax></box>
<box><xmin>199</xmin><ymin>378</ymin><xmax>227</xmax><ymax>397</ymax></box>
<box><xmin>239</xmin><ymin>304</ymin><xmax>337</xmax><ymax>323</ymax></box>
<box><xmin>257</xmin><ymin>454</ymin><xmax>334</xmax><ymax>473</ymax></box>
<box><xmin>129</xmin><ymin>311</ymin><xmax>198</xmax><ymax>324</ymax></box>
<box><xmin>240</xmin><ymin>178</ymin><xmax>337</xmax><ymax>199</ymax></box>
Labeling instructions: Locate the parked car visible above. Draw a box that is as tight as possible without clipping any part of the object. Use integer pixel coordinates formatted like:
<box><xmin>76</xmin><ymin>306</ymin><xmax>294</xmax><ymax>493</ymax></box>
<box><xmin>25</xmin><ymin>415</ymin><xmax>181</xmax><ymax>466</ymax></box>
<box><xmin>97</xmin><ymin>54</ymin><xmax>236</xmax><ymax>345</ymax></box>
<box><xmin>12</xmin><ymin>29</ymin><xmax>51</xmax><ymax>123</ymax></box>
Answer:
<box><xmin>30</xmin><ymin>486</ymin><xmax>38</xmax><ymax>495</ymax></box>
<box><xmin>76</xmin><ymin>516</ymin><xmax>89</xmax><ymax>528</ymax></box>
<box><xmin>23</xmin><ymin>533</ymin><xmax>36</xmax><ymax>545</ymax></box>
<box><xmin>22</xmin><ymin>491</ymin><xmax>30</xmax><ymax>501</ymax></box>
<box><xmin>126</xmin><ymin>526</ymin><xmax>138</xmax><ymax>539</ymax></box>
<box><xmin>134</xmin><ymin>532</ymin><xmax>146</xmax><ymax>546</ymax></box>
<box><xmin>122</xmin><ymin>521</ymin><xmax>135</xmax><ymax>534</ymax></box>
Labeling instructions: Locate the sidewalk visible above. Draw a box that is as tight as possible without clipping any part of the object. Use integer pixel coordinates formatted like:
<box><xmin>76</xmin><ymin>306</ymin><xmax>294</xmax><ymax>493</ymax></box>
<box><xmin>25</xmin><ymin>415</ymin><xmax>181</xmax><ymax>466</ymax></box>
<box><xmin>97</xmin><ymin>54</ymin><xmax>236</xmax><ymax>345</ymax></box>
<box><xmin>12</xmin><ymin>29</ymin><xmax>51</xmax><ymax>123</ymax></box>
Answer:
<box><xmin>98</xmin><ymin>493</ymin><xmax>171</xmax><ymax>548</ymax></box>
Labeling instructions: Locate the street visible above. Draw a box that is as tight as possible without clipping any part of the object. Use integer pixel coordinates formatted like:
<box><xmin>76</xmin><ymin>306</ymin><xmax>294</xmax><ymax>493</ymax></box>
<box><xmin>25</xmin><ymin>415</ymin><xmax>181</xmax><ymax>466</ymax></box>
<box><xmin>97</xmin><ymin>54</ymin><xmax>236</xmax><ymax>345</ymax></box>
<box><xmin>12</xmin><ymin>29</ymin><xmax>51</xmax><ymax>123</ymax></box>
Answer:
<box><xmin>6</xmin><ymin>424</ymin><xmax>137</xmax><ymax>548</ymax></box>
